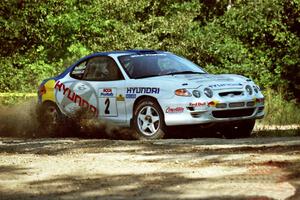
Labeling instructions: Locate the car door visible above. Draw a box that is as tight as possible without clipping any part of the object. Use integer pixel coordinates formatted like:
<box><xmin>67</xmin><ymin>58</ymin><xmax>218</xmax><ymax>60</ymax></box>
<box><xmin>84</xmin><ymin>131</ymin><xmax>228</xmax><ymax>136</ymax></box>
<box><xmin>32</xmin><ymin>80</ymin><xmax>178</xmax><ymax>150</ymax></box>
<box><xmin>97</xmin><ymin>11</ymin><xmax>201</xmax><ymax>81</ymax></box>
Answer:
<box><xmin>55</xmin><ymin>60</ymin><xmax>100</xmax><ymax>118</ymax></box>
<box><xmin>81</xmin><ymin>56</ymin><xmax>127</xmax><ymax>124</ymax></box>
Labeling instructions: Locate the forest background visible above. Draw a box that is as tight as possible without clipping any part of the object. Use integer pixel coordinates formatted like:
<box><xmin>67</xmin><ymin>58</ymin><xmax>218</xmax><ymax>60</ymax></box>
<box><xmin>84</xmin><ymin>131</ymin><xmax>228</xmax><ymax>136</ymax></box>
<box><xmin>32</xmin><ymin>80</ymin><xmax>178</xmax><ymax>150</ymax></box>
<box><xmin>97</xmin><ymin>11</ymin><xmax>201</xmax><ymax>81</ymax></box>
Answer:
<box><xmin>1</xmin><ymin>0</ymin><xmax>300</xmax><ymax>125</ymax></box>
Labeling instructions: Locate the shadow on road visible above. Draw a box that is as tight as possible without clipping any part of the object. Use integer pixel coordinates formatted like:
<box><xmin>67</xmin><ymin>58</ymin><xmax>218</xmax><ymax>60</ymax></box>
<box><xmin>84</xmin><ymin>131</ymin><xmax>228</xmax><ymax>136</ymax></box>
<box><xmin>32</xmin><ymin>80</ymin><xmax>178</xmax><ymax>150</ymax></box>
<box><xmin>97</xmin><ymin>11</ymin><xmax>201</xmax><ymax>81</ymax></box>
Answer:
<box><xmin>1</xmin><ymin>135</ymin><xmax>300</xmax><ymax>199</ymax></box>
<box><xmin>1</xmin><ymin>159</ymin><xmax>299</xmax><ymax>200</ymax></box>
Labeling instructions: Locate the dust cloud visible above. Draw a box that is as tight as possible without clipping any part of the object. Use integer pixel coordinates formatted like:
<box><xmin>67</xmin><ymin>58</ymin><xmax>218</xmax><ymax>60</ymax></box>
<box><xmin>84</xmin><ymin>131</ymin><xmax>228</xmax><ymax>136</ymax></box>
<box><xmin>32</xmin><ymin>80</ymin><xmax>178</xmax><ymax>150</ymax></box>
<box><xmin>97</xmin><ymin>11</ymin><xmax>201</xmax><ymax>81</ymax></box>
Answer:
<box><xmin>0</xmin><ymin>99</ymin><xmax>38</xmax><ymax>137</ymax></box>
<box><xmin>0</xmin><ymin>100</ymin><xmax>132</xmax><ymax>139</ymax></box>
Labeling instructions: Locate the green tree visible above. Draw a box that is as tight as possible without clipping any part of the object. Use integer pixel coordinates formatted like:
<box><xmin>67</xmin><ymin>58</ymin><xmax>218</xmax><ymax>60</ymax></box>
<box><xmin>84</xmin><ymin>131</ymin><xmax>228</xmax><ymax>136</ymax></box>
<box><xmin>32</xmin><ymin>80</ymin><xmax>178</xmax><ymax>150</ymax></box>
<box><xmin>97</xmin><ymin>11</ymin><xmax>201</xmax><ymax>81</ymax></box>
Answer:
<box><xmin>0</xmin><ymin>0</ymin><xmax>299</xmax><ymax>101</ymax></box>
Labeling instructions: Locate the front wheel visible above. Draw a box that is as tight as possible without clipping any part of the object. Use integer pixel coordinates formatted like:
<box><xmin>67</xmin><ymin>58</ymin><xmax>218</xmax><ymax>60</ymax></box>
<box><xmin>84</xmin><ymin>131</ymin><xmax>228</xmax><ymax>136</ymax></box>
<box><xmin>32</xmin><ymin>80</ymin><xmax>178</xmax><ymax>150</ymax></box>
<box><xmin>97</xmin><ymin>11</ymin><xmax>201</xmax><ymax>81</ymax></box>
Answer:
<box><xmin>222</xmin><ymin>119</ymin><xmax>255</xmax><ymax>139</ymax></box>
<box><xmin>132</xmin><ymin>99</ymin><xmax>166</xmax><ymax>140</ymax></box>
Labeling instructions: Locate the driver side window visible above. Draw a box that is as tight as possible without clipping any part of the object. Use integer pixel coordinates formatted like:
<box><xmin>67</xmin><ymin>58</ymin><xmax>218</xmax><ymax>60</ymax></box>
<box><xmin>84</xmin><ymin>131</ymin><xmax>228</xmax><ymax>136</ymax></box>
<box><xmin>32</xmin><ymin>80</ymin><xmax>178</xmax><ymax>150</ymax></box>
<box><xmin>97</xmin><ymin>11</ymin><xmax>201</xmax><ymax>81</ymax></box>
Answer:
<box><xmin>83</xmin><ymin>56</ymin><xmax>124</xmax><ymax>81</ymax></box>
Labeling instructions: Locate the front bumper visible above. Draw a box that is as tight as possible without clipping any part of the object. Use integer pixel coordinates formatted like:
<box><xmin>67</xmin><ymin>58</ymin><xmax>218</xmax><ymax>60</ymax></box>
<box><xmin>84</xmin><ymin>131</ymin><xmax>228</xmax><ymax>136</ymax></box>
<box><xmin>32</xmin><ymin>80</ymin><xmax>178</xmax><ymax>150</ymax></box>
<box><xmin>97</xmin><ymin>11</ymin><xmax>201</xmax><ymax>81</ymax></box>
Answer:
<box><xmin>160</xmin><ymin>95</ymin><xmax>265</xmax><ymax>126</ymax></box>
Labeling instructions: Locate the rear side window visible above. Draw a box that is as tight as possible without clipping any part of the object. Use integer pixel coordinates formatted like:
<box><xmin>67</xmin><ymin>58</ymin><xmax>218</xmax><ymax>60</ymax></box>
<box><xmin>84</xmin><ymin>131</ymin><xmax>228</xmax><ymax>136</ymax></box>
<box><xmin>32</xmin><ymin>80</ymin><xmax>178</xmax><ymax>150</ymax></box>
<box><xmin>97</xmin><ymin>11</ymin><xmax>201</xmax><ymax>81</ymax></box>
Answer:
<box><xmin>70</xmin><ymin>61</ymin><xmax>87</xmax><ymax>80</ymax></box>
<box><xmin>83</xmin><ymin>56</ymin><xmax>124</xmax><ymax>81</ymax></box>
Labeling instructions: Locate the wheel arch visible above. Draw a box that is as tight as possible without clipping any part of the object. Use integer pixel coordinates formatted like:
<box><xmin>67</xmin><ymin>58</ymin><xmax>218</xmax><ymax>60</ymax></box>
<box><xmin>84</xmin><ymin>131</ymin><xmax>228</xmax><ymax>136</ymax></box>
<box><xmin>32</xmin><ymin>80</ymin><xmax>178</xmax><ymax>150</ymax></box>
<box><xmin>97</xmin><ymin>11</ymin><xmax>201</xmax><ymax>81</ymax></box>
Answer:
<box><xmin>38</xmin><ymin>100</ymin><xmax>62</xmax><ymax>115</ymax></box>
<box><xmin>130</xmin><ymin>95</ymin><xmax>164</xmax><ymax>127</ymax></box>
<box><xmin>41</xmin><ymin>100</ymin><xmax>57</xmax><ymax>106</ymax></box>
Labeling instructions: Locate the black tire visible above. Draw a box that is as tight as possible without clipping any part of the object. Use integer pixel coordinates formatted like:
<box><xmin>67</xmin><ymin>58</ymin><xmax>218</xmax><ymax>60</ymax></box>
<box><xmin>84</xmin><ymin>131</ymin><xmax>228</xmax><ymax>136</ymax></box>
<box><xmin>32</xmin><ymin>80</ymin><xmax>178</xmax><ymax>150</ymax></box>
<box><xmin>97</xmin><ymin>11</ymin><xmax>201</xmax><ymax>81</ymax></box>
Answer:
<box><xmin>222</xmin><ymin>119</ymin><xmax>255</xmax><ymax>139</ymax></box>
<box><xmin>37</xmin><ymin>102</ymin><xmax>62</xmax><ymax>137</ymax></box>
<box><xmin>132</xmin><ymin>99</ymin><xmax>166</xmax><ymax>140</ymax></box>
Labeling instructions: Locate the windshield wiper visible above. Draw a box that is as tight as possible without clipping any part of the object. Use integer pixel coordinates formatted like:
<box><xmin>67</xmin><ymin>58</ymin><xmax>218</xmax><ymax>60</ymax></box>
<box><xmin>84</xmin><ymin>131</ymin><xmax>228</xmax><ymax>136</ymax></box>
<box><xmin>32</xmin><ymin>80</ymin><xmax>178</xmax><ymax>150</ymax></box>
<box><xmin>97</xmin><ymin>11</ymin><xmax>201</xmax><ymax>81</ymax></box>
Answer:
<box><xmin>134</xmin><ymin>74</ymin><xmax>159</xmax><ymax>79</ymax></box>
<box><xmin>163</xmin><ymin>71</ymin><xmax>206</xmax><ymax>76</ymax></box>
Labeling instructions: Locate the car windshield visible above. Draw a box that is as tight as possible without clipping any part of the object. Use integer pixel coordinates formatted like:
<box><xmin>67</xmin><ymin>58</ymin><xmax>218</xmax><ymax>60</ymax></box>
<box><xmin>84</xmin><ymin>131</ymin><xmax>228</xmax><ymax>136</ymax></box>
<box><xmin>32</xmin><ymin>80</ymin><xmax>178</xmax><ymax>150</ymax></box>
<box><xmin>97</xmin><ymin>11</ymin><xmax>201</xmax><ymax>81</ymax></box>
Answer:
<box><xmin>118</xmin><ymin>53</ymin><xmax>207</xmax><ymax>79</ymax></box>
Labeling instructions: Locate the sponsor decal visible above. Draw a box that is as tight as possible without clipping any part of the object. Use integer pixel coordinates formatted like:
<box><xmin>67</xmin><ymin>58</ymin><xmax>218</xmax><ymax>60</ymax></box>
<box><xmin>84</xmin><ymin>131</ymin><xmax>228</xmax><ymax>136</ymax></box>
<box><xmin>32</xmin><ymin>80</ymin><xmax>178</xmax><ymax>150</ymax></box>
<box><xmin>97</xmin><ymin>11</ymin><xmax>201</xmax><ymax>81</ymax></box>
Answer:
<box><xmin>100</xmin><ymin>88</ymin><xmax>114</xmax><ymax>97</ymax></box>
<box><xmin>189</xmin><ymin>102</ymin><xmax>206</xmax><ymax>107</ymax></box>
<box><xmin>185</xmin><ymin>74</ymin><xmax>233</xmax><ymax>82</ymax></box>
<box><xmin>130</xmin><ymin>54</ymin><xmax>166</xmax><ymax>58</ymax></box>
<box><xmin>55</xmin><ymin>81</ymin><xmax>98</xmax><ymax>116</ymax></box>
<box><xmin>126</xmin><ymin>87</ymin><xmax>160</xmax><ymax>94</ymax></box>
<box><xmin>208</xmin><ymin>83</ymin><xmax>243</xmax><ymax>88</ymax></box>
<box><xmin>72</xmin><ymin>70</ymin><xmax>85</xmax><ymax>75</ymax></box>
<box><xmin>166</xmin><ymin>107</ymin><xmax>184</xmax><ymax>113</ymax></box>
<box><xmin>126</xmin><ymin>94</ymin><xmax>136</xmax><ymax>99</ymax></box>
<box><xmin>116</xmin><ymin>94</ymin><xmax>125</xmax><ymax>101</ymax></box>
<box><xmin>40</xmin><ymin>79</ymin><xmax>56</xmax><ymax>103</ymax></box>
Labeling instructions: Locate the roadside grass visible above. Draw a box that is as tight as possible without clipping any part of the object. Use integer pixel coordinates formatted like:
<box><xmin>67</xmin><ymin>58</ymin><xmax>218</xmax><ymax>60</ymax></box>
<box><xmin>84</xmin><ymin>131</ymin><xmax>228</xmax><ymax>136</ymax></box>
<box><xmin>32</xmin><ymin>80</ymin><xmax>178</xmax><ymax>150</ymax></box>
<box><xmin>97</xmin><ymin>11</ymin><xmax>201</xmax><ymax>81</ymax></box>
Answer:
<box><xmin>254</xmin><ymin>89</ymin><xmax>300</xmax><ymax>137</ymax></box>
<box><xmin>257</xmin><ymin>89</ymin><xmax>300</xmax><ymax>125</ymax></box>
<box><xmin>0</xmin><ymin>94</ymin><xmax>36</xmax><ymax>105</ymax></box>
<box><xmin>252</xmin><ymin>89</ymin><xmax>300</xmax><ymax>137</ymax></box>
<box><xmin>253</xmin><ymin>127</ymin><xmax>300</xmax><ymax>138</ymax></box>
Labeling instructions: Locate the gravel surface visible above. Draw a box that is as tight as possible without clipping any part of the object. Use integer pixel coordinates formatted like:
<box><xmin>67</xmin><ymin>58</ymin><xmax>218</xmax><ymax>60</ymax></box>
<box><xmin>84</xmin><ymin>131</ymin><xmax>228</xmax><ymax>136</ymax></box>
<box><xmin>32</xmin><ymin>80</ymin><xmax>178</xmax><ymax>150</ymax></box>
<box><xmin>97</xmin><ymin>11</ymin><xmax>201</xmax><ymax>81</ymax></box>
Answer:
<box><xmin>0</xmin><ymin>137</ymin><xmax>300</xmax><ymax>200</ymax></box>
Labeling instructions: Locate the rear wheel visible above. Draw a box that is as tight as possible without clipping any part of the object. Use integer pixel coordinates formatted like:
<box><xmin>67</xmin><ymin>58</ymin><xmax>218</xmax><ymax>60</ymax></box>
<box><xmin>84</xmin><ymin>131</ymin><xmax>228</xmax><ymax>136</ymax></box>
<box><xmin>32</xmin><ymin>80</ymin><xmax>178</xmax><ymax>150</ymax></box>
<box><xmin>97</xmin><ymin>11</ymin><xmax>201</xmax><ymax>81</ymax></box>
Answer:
<box><xmin>222</xmin><ymin>119</ymin><xmax>255</xmax><ymax>139</ymax></box>
<box><xmin>37</xmin><ymin>102</ymin><xmax>62</xmax><ymax>137</ymax></box>
<box><xmin>132</xmin><ymin>99</ymin><xmax>166</xmax><ymax>140</ymax></box>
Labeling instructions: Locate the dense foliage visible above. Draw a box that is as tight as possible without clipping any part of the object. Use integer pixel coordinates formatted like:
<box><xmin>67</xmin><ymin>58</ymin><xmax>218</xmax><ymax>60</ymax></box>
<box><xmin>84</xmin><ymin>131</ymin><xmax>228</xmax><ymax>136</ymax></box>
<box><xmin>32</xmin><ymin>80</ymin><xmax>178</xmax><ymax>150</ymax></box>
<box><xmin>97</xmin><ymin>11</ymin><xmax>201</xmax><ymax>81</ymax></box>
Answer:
<box><xmin>1</xmin><ymin>0</ymin><xmax>299</xmax><ymax>101</ymax></box>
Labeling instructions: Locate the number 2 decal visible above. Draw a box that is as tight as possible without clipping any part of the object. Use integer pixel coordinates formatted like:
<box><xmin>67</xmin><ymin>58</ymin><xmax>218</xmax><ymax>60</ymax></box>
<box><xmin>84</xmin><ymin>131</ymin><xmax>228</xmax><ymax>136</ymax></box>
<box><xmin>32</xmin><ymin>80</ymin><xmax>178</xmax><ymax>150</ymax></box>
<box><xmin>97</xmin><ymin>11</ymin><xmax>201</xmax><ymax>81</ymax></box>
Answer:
<box><xmin>105</xmin><ymin>98</ymin><xmax>110</xmax><ymax>114</ymax></box>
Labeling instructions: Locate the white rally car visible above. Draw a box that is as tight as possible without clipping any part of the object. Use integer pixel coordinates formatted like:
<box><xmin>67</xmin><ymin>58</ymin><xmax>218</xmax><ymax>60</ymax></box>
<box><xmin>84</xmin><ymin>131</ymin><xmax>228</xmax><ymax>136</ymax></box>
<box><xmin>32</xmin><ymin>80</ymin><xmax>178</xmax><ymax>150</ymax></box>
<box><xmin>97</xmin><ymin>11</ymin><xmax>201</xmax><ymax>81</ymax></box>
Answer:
<box><xmin>38</xmin><ymin>50</ymin><xmax>264</xmax><ymax>139</ymax></box>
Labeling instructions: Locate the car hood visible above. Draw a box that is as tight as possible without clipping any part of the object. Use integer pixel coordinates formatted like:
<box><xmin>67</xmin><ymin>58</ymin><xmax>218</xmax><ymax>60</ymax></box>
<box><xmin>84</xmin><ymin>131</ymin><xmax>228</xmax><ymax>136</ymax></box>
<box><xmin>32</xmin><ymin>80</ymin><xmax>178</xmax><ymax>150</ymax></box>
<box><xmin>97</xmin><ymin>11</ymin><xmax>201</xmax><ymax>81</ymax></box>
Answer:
<box><xmin>147</xmin><ymin>74</ymin><xmax>249</xmax><ymax>90</ymax></box>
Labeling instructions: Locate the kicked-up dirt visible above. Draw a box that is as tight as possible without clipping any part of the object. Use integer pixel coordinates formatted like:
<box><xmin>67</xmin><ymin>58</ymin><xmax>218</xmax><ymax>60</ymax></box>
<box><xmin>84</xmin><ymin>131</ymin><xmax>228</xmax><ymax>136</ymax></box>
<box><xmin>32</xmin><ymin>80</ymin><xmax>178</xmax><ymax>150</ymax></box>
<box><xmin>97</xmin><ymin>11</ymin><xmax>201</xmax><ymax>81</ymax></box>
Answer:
<box><xmin>0</xmin><ymin>136</ymin><xmax>300</xmax><ymax>200</ymax></box>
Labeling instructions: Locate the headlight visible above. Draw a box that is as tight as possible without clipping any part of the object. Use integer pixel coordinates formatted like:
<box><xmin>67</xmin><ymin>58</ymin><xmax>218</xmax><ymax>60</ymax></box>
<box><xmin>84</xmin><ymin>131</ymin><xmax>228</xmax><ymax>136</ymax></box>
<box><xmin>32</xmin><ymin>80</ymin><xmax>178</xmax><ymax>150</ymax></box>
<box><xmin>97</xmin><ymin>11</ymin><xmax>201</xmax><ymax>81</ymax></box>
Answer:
<box><xmin>204</xmin><ymin>88</ymin><xmax>213</xmax><ymax>98</ymax></box>
<box><xmin>245</xmin><ymin>85</ymin><xmax>253</xmax><ymax>95</ymax></box>
<box><xmin>175</xmin><ymin>89</ymin><xmax>192</xmax><ymax>97</ymax></box>
<box><xmin>192</xmin><ymin>90</ymin><xmax>201</xmax><ymax>98</ymax></box>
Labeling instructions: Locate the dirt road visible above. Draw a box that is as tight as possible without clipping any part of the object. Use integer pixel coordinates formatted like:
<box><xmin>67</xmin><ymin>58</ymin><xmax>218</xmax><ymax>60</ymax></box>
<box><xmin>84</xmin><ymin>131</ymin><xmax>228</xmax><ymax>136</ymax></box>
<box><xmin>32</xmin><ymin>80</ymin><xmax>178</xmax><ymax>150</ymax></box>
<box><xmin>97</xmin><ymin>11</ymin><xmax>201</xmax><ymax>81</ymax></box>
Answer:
<box><xmin>0</xmin><ymin>137</ymin><xmax>300</xmax><ymax>200</ymax></box>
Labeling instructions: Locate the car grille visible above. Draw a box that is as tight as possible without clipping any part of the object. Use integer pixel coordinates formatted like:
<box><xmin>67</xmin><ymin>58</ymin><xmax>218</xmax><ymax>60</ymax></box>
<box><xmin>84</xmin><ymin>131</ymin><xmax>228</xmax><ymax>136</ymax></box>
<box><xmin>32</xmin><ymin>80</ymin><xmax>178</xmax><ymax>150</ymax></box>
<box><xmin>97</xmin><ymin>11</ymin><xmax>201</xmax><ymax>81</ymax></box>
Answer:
<box><xmin>191</xmin><ymin>112</ymin><xmax>202</xmax><ymax>118</ymax></box>
<box><xmin>246</xmin><ymin>101</ymin><xmax>255</xmax><ymax>107</ymax></box>
<box><xmin>216</xmin><ymin>103</ymin><xmax>227</xmax><ymax>108</ymax></box>
<box><xmin>215</xmin><ymin>101</ymin><xmax>255</xmax><ymax>109</ymax></box>
<box><xmin>212</xmin><ymin>108</ymin><xmax>255</xmax><ymax>118</ymax></box>
<box><xmin>229</xmin><ymin>102</ymin><xmax>245</xmax><ymax>108</ymax></box>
